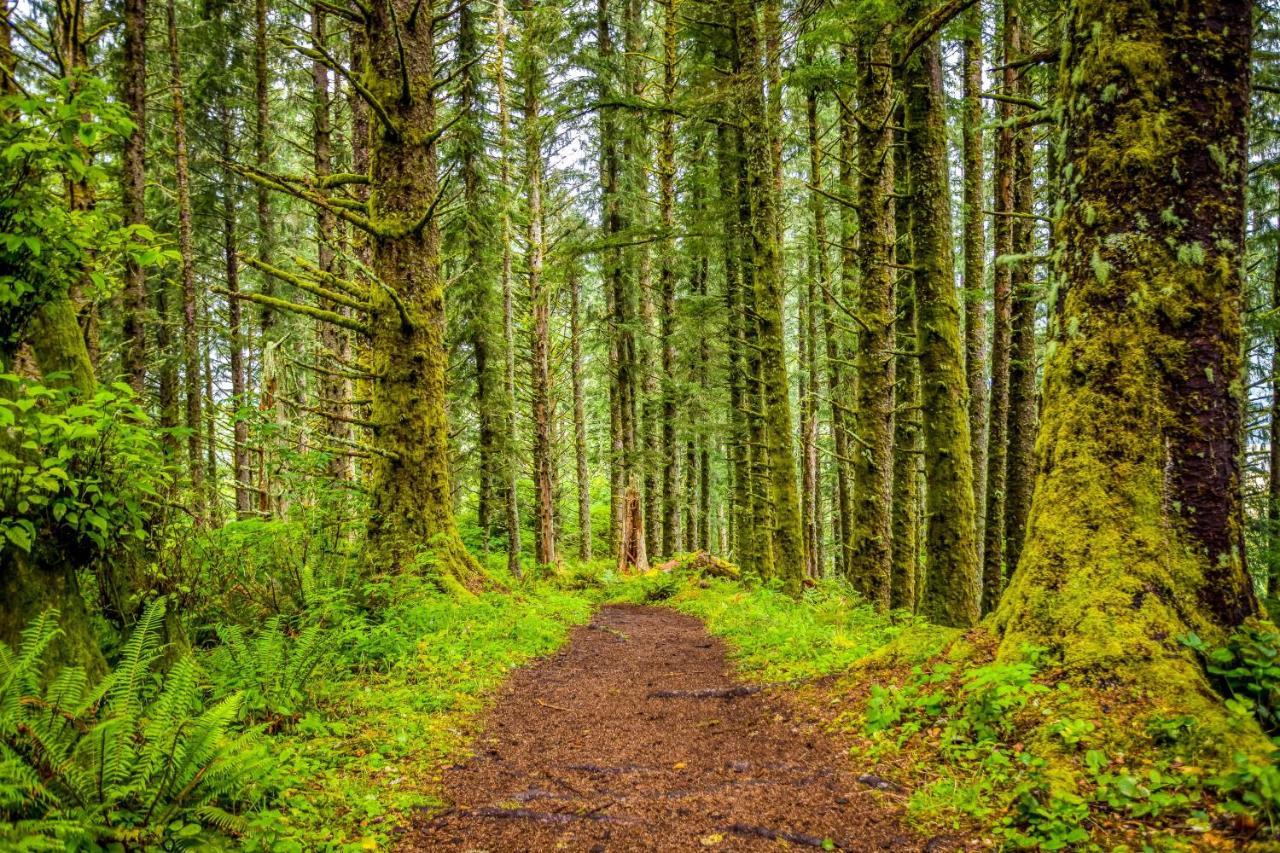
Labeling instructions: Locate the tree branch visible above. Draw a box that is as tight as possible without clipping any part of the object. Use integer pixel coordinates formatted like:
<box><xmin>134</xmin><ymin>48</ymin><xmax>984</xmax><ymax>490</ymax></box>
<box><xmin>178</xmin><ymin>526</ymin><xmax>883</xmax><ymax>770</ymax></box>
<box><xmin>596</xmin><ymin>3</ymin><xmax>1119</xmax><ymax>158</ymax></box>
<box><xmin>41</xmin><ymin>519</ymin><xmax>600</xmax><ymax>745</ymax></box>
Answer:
<box><xmin>239</xmin><ymin>254</ymin><xmax>373</xmax><ymax>314</ymax></box>
<box><xmin>896</xmin><ymin>0</ymin><xmax>979</xmax><ymax>68</ymax></box>
<box><xmin>214</xmin><ymin>288</ymin><xmax>371</xmax><ymax>335</ymax></box>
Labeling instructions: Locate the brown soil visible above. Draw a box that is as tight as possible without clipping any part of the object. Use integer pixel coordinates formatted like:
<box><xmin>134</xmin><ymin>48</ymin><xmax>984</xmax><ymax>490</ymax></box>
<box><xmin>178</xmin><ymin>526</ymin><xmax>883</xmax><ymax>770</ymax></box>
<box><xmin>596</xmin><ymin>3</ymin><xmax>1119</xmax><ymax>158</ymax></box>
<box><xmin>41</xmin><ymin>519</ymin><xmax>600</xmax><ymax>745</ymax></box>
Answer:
<box><xmin>402</xmin><ymin>605</ymin><xmax>941</xmax><ymax>851</ymax></box>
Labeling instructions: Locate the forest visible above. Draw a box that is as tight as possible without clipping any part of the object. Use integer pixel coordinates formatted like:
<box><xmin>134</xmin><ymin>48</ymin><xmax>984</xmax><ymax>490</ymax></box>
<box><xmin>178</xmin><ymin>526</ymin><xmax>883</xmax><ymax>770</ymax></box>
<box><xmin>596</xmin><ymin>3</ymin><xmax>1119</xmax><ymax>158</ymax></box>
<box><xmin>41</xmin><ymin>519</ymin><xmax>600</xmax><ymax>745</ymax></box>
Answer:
<box><xmin>2</xmin><ymin>0</ymin><xmax>1280</xmax><ymax>848</ymax></box>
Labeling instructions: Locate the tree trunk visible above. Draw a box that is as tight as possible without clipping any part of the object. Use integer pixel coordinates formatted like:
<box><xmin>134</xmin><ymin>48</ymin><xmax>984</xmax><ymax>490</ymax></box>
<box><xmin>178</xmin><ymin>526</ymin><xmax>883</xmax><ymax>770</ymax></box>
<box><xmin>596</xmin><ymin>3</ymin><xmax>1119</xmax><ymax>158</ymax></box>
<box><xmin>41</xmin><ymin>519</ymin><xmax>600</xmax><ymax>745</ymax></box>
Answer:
<box><xmin>521</xmin><ymin>0</ymin><xmax>556</xmax><ymax>568</ymax></box>
<box><xmin>570</xmin><ymin>262</ymin><xmax>592</xmax><ymax>561</ymax></box>
<box><xmin>219</xmin><ymin>107</ymin><xmax>251</xmax><ymax>520</ymax></box>
<box><xmin>255</xmin><ymin>0</ymin><xmax>280</xmax><ymax>516</ymax></box>
<box><xmin>995</xmin><ymin>0</ymin><xmax>1259</xmax><ymax>718</ymax></box>
<box><xmin>846</xmin><ymin>29</ymin><xmax>895</xmax><ymax>608</ymax></box>
<box><xmin>120</xmin><ymin>0</ymin><xmax>147</xmax><ymax>393</ymax></box>
<box><xmin>312</xmin><ymin>7</ymin><xmax>353</xmax><ymax>485</ymax></box>
<box><xmin>736</xmin><ymin>0</ymin><xmax>803</xmax><ymax>595</ymax></box>
<box><xmin>833</xmin><ymin>44</ymin><xmax>859</xmax><ymax>580</ymax></box>
<box><xmin>166</xmin><ymin>0</ymin><xmax>204</xmax><ymax>524</ymax></box>
<box><xmin>1271</xmin><ymin>231</ymin><xmax>1280</xmax><ymax>599</ymax></box>
<box><xmin>903</xmin><ymin>4</ymin><xmax>981</xmax><ymax>627</ymax></box>
<box><xmin>599</xmin><ymin>0</ymin><xmax>636</xmax><ymax>558</ymax></box>
<box><xmin>801</xmin><ymin>66</ymin><xmax>825</xmax><ymax>579</ymax></box>
<box><xmin>982</xmin><ymin>1</ymin><xmax>1016</xmax><ymax>614</ymax></box>
<box><xmin>961</xmin><ymin>2</ymin><xmax>987</xmax><ymax>556</ymax></box>
<box><xmin>362</xmin><ymin>0</ymin><xmax>483</xmax><ymax>588</ymax></box>
<box><xmin>1003</xmin><ymin>1</ymin><xmax>1038</xmax><ymax>581</ymax></box>
<box><xmin>891</xmin><ymin>158</ymin><xmax>920</xmax><ymax>611</ymax></box>
<box><xmin>459</xmin><ymin>0</ymin><xmax>501</xmax><ymax>550</ymax></box>
<box><xmin>715</xmin><ymin>117</ymin><xmax>751</xmax><ymax>567</ymax></box>
<box><xmin>658</xmin><ymin>0</ymin><xmax>679</xmax><ymax>559</ymax></box>
<box><xmin>1</xmin><ymin>300</ymin><xmax>106</xmax><ymax>679</ymax></box>
<box><xmin>493</xmin><ymin>0</ymin><xmax>521</xmax><ymax>577</ymax></box>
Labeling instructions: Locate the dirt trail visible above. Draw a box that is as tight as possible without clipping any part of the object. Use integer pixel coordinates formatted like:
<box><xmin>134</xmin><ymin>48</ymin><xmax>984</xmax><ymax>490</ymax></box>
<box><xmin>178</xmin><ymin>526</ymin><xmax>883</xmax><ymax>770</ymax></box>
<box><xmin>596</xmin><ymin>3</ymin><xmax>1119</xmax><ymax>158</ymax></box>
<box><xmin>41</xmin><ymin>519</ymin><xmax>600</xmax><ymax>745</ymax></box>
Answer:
<box><xmin>402</xmin><ymin>605</ymin><xmax>938</xmax><ymax>851</ymax></box>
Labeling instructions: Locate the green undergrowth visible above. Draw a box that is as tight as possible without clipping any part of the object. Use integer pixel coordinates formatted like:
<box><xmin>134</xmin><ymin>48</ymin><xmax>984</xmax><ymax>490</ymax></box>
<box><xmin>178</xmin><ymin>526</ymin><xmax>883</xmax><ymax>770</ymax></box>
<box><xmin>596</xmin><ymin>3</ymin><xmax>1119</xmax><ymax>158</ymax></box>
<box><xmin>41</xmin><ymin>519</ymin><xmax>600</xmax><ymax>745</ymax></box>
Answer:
<box><xmin>609</xmin><ymin>570</ymin><xmax>1280</xmax><ymax>851</ymax></box>
<box><xmin>251</xmin><ymin>577</ymin><xmax>594</xmax><ymax>849</ymax></box>
<box><xmin>1</xmin><ymin>571</ymin><xmax>595</xmax><ymax>851</ymax></box>
<box><xmin>607</xmin><ymin>570</ymin><xmax>940</xmax><ymax>682</ymax></box>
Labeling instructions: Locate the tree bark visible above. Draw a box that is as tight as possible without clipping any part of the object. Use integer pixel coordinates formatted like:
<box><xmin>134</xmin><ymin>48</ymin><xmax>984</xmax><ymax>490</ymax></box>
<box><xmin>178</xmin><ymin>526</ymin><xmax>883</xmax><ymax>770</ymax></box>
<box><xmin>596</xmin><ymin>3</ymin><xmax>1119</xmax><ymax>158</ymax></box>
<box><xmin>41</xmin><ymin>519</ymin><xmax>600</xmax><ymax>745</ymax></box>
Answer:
<box><xmin>166</xmin><ymin>0</ymin><xmax>204</xmax><ymax>524</ymax></box>
<box><xmin>493</xmin><ymin>0</ymin><xmax>521</xmax><ymax>577</ymax></box>
<box><xmin>736</xmin><ymin>0</ymin><xmax>804</xmax><ymax>594</ymax></box>
<box><xmin>521</xmin><ymin>0</ymin><xmax>556</xmax><ymax>568</ymax></box>
<box><xmin>995</xmin><ymin>0</ymin><xmax>1259</xmax><ymax>714</ymax></box>
<box><xmin>658</xmin><ymin>0</ymin><xmax>680</xmax><ymax>559</ymax></box>
<box><xmin>982</xmin><ymin>0</ymin><xmax>1016</xmax><ymax>614</ymax></box>
<box><xmin>570</xmin><ymin>262</ymin><xmax>592</xmax><ymax>561</ymax></box>
<box><xmin>1003</xmin><ymin>1</ymin><xmax>1038</xmax><ymax>581</ymax></box>
<box><xmin>219</xmin><ymin>107</ymin><xmax>252</xmax><ymax>520</ymax></box>
<box><xmin>961</xmin><ymin>2</ymin><xmax>987</xmax><ymax>556</ymax></box>
<box><xmin>1271</xmin><ymin>228</ymin><xmax>1280</xmax><ymax>598</ymax></box>
<box><xmin>120</xmin><ymin>0</ymin><xmax>147</xmax><ymax>393</ymax></box>
<box><xmin>362</xmin><ymin>0</ymin><xmax>483</xmax><ymax>588</ymax></box>
<box><xmin>904</xmin><ymin>2</ymin><xmax>981</xmax><ymax>627</ymax></box>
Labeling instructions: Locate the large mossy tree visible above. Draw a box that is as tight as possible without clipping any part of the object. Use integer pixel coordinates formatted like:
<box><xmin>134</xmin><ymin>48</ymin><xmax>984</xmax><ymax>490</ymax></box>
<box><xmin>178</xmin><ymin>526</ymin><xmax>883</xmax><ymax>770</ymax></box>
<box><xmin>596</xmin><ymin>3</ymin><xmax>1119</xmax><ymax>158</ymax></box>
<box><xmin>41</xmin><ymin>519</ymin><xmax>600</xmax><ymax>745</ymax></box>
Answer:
<box><xmin>995</xmin><ymin>0</ymin><xmax>1261</xmax><ymax>733</ymax></box>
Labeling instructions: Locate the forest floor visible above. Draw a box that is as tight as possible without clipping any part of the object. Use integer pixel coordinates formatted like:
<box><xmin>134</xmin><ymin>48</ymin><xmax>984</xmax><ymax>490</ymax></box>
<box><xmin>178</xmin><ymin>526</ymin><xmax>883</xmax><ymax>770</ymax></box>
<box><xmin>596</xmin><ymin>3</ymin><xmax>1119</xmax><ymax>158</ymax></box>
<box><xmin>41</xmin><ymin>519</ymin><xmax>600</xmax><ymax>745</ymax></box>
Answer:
<box><xmin>401</xmin><ymin>604</ymin><xmax>950</xmax><ymax>851</ymax></box>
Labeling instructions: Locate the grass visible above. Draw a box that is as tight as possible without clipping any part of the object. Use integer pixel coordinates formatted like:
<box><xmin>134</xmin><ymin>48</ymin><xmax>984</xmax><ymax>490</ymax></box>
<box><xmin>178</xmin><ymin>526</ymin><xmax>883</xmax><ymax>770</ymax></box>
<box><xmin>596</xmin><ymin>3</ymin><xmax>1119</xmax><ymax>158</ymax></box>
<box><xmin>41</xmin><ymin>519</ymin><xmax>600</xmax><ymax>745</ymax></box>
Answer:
<box><xmin>191</xmin><ymin>562</ymin><xmax>1277</xmax><ymax>851</ymax></box>
<box><xmin>245</xmin><ymin>577</ymin><xmax>595</xmax><ymax>850</ymax></box>
<box><xmin>606</xmin><ymin>569</ymin><xmax>1280</xmax><ymax>851</ymax></box>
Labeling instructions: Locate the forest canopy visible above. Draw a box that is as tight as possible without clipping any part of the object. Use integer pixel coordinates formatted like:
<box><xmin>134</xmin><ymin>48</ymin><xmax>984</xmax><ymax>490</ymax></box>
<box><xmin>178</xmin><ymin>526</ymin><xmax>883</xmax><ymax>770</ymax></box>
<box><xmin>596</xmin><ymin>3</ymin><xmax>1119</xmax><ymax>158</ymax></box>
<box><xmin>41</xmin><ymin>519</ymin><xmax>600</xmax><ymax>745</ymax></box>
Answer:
<box><xmin>2</xmin><ymin>0</ymin><xmax>1280</xmax><ymax>848</ymax></box>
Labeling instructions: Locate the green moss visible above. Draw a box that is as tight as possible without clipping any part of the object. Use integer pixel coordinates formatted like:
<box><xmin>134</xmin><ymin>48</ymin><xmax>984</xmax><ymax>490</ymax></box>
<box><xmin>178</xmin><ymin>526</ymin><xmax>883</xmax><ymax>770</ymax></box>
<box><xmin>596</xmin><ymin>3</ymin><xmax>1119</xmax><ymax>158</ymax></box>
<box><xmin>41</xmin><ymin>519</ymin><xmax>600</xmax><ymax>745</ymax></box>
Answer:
<box><xmin>998</xmin><ymin>0</ymin><xmax>1264</xmax><ymax>763</ymax></box>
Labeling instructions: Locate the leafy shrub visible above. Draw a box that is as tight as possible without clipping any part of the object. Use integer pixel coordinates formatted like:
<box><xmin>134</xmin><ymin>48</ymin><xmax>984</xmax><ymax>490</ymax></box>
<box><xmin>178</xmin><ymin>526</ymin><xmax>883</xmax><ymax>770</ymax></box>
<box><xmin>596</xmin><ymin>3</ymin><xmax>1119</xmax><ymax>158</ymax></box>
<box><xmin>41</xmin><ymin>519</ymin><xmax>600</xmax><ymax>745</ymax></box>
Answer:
<box><xmin>0</xmin><ymin>601</ymin><xmax>276</xmax><ymax>848</ymax></box>
<box><xmin>1184</xmin><ymin>620</ymin><xmax>1280</xmax><ymax>735</ymax></box>
<box><xmin>865</xmin><ymin>647</ymin><xmax>1048</xmax><ymax>756</ymax></box>
<box><xmin>1211</xmin><ymin>750</ymin><xmax>1280</xmax><ymax>827</ymax></box>
<box><xmin>0</xmin><ymin>379</ymin><xmax>166</xmax><ymax>558</ymax></box>
<box><xmin>173</xmin><ymin>519</ymin><xmax>316</xmax><ymax>628</ymax></box>
<box><xmin>1</xmin><ymin>74</ymin><xmax>159</xmax><ymax>347</ymax></box>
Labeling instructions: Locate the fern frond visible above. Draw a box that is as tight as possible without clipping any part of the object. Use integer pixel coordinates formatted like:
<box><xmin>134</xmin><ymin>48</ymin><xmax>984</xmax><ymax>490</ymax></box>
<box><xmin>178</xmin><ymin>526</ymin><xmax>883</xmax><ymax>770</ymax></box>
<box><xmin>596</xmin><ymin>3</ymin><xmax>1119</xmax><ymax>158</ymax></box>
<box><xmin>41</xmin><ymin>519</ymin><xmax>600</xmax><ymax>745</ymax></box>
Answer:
<box><xmin>108</xmin><ymin>598</ymin><xmax>167</xmax><ymax>720</ymax></box>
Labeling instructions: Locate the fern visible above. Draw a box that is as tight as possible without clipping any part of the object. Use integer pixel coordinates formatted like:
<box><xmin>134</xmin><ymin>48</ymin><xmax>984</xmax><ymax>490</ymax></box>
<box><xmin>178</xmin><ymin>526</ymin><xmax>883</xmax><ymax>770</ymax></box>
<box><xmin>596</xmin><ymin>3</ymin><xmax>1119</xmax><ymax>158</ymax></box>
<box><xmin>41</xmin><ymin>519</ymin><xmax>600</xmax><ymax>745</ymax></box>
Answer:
<box><xmin>0</xmin><ymin>605</ymin><xmax>280</xmax><ymax>848</ymax></box>
<box><xmin>208</xmin><ymin>616</ymin><xmax>334</xmax><ymax>725</ymax></box>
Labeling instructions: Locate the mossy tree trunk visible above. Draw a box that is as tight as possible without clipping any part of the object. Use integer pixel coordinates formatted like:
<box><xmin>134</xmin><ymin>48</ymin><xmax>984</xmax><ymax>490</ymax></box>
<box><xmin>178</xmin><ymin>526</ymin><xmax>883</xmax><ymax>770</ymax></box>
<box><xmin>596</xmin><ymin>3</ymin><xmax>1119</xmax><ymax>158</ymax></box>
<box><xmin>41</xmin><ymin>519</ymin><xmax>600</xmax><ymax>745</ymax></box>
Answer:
<box><xmin>1270</xmin><ymin>236</ymin><xmax>1280</xmax><ymax>599</ymax></box>
<box><xmin>219</xmin><ymin>107</ymin><xmax>252</xmax><ymax>520</ymax></box>
<box><xmin>0</xmin><ymin>300</ymin><xmax>107</xmax><ymax>679</ymax></box>
<box><xmin>715</xmin><ymin>116</ymin><xmax>751</xmax><ymax>567</ymax></box>
<box><xmin>459</xmin><ymin>0</ymin><xmax>502</xmax><ymax>550</ymax></box>
<box><xmin>1003</xmin><ymin>0</ymin><xmax>1038</xmax><ymax>582</ymax></box>
<box><xmin>802</xmin><ymin>66</ymin><xmax>825</xmax><ymax>579</ymax></box>
<box><xmin>961</xmin><ymin>2</ymin><xmax>987</xmax><ymax>557</ymax></box>
<box><xmin>847</xmin><ymin>27</ymin><xmax>895</xmax><ymax>609</ymax></box>
<box><xmin>903</xmin><ymin>5</ymin><xmax>981</xmax><ymax>627</ymax></box>
<box><xmin>521</xmin><ymin>0</ymin><xmax>556</xmax><ymax>568</ymax></box>
<box><xmin>982</xmin><ymin>0</ymin><xmax>1017</xmax><ymax>615</ymax></box>
<box><xmin>362</xmin><ymin>0</ymin><xmax>483</xmax><ymax>588</ymax></box>
<box><xmin>598</xmin><ymin>0</ymin><xmax>637</xmax><ymax>558</ymax></box>
<box><xmin>995</xmin><ymin>0</ymin><xmax>1259</xmax><ymax>702</ymax></box>
<box><xmin>570</xmin><ymin>261</ymin><xmax>592</xmax><ymax>561</ymax></box>
<box><xmin>658</xmin><ymin>0</ymin><xmax>680</xmax><ymax>558</ymax></box>
<box><xmin>493</xmin><ymin>0</ymin><xmax>521</xmax><ymax>577</ymax></box>
<box><xmin>892</xmin><ymin>129</ymin><xmax>921</xmax><ymax>612</ymax></box>
<box><xmin>735</xmin><ymin>0</ymin><xmax>804</xmax><ymax>595</ymax></box>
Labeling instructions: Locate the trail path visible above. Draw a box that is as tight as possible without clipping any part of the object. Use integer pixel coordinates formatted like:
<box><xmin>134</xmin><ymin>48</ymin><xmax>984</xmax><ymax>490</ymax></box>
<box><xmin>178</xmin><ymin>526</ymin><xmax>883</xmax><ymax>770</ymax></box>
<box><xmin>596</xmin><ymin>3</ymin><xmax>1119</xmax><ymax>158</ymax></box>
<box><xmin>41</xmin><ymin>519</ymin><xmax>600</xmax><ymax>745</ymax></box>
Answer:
<box><xmin>403</xmin><ymin>605</ymin><xmax>941</xmax><ymax>851</ymax></box>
